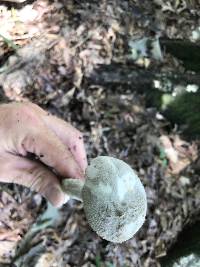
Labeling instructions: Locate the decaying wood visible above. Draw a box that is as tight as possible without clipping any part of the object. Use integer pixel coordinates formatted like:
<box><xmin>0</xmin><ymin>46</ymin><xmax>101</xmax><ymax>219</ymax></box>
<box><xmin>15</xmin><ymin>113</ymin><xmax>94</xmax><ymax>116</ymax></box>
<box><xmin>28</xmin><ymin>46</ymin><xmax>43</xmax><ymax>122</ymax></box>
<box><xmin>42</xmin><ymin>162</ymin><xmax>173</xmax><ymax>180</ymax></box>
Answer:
<box><xmin>87</xmin><ymin>63</ymin><xmax>200</xmax><ymax>88</ymax></box>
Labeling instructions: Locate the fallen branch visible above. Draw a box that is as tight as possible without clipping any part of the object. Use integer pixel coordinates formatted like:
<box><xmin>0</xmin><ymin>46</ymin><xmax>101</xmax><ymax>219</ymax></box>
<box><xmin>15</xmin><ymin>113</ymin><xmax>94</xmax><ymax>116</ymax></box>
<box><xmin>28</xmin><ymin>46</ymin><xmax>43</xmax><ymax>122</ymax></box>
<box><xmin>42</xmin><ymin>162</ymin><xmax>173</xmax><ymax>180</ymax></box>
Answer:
<box><xmin>87</xmin><ymin>63</ymin><xmax>200</xmax><ymax>89</ymax></box>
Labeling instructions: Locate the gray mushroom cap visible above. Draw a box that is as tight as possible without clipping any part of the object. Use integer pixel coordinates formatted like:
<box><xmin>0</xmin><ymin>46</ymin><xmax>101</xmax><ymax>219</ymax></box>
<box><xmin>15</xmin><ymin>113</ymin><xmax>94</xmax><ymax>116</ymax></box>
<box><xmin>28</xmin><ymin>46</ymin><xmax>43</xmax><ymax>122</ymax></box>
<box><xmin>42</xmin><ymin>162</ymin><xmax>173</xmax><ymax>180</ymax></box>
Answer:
<box><xmin>62</xmin><ymin>156</ymin><xmax>147</xmax><ymax>243</ymax></box>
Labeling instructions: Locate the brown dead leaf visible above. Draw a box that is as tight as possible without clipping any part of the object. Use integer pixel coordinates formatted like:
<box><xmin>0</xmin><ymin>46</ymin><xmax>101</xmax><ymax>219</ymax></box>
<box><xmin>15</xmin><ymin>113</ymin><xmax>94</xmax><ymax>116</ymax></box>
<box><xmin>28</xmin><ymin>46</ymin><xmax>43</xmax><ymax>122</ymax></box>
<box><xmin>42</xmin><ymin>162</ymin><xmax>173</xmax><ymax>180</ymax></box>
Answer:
<box><xmin>0</xmin><ymin>189</ymin><xmax>42</xmax><ymax>263</ymax></box>
<box><xmin>0</xmin><ymin>229</ymin><xmax>21</xmax><ymax>242</ymax></box>
<box><xmin>35</xmin><ymin>252</ymin><xmax>55</xmax><ymax>267</ymax></box>
<box><xmin>160</xmin><ymin>135</ymin><xmax>198</xmax><ymax>174</ymax></box>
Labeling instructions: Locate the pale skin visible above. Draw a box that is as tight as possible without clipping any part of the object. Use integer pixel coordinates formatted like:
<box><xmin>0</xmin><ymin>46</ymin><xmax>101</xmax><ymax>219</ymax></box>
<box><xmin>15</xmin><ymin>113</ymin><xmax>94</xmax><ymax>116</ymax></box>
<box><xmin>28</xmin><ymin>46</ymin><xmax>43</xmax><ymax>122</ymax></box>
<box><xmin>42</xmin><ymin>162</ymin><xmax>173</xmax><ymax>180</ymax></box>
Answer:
<box><xmin>0</xmin><ymin>102</ymin><xmax>87</xmax><ymax>207</ymax></box>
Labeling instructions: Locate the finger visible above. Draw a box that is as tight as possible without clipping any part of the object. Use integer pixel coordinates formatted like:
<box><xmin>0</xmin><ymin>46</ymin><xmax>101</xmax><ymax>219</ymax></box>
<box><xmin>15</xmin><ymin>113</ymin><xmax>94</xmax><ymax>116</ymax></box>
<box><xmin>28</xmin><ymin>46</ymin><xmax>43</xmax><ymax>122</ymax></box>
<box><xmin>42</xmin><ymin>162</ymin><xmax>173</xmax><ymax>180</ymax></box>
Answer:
<box><xmin>42</xmin><ymin>114</ymin><xmax>88</xmax><ymax>173</ymax></box>
<box><xmin>0</xmin><ymin>154</ymin><xmax>69</xmax><ymax>207</ymax></box>
<box><xmin>24</xmin><ymin>102</ymin><xmax>87</xmax><ymax>173</ymax></box>
<box><xmin>22</xmin><ymin>124</ymin><xmax>84</xmax><ymax>179</ymax></box>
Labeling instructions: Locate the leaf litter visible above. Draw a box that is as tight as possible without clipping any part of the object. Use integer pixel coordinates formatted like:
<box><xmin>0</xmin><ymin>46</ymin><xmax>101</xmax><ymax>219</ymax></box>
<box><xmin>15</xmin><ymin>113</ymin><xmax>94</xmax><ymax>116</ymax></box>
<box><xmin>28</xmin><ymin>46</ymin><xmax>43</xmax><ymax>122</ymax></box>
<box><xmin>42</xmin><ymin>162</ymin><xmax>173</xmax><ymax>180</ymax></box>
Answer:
<box><xmin>0</xmin><ymin>0</ymin><xmax>200</xmax><ymax>266</ymax></box>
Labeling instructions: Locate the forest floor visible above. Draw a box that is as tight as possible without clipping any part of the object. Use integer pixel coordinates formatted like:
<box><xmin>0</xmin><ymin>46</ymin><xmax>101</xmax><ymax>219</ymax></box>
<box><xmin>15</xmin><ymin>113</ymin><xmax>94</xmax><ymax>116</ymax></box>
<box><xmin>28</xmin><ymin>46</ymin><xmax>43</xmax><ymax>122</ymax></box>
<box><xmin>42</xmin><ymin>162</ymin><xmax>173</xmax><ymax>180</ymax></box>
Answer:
<box><xmin>0</xmin><ymin>0</ymin><xmax>200</xmax><ymax>266</ymax></box>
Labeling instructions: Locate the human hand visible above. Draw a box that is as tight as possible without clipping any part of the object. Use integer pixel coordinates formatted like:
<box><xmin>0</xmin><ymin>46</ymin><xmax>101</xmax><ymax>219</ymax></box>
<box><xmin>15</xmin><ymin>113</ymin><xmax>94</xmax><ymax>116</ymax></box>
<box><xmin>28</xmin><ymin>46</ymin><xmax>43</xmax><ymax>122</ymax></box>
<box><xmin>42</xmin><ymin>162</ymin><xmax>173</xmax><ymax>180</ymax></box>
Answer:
<box><xmin>0</xmin><ymin>102</ymin><xmax>87</xmax><ymax>207</ymax></box>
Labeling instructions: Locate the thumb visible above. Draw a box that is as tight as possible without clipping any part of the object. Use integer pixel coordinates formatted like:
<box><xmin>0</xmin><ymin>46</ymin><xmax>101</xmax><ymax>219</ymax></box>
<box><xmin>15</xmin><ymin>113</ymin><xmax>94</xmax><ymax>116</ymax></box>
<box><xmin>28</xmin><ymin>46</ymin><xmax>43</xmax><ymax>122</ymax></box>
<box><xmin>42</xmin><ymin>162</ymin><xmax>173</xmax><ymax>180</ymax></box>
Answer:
<box><xmin>0</xmin><ymin>154</ymin><xmax>69</xmax><ymax>207</ymax></box>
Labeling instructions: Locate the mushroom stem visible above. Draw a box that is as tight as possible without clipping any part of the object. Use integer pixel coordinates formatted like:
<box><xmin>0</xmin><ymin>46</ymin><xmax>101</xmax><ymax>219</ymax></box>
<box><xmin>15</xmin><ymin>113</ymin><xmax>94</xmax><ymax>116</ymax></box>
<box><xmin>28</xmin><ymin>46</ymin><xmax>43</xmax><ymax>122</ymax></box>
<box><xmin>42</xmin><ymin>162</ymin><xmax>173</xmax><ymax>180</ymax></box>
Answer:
<box><xmin>61</xmin><ymin>179</ymin><xmax>84</xmax><ymax>201</ymax></box>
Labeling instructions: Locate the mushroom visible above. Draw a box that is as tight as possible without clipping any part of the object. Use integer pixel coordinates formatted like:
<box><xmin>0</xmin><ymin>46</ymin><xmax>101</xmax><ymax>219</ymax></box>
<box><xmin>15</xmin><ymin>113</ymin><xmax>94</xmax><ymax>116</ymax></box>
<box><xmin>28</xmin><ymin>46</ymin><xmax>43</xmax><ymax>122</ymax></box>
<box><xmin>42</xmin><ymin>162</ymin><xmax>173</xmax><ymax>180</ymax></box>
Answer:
<box><xmin>62</xmin><ymin>156</ymin><xmax>147</xmax><ymax>243</ymax></box>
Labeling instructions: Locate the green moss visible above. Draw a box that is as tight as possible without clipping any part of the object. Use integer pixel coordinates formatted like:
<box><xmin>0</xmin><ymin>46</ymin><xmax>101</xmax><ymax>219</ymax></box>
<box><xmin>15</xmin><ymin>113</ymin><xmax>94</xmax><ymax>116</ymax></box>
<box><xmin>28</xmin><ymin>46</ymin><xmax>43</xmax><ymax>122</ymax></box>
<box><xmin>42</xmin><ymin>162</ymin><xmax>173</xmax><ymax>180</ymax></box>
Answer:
<box><xmin>164</xmin><ymin>91</ymin><xmax>200</xmax><ymax>138</ymax></box>
<box><xmin>145</xmin><ymin>87</ymin><xmax>200</xmax><ymax>138</ymax></box>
